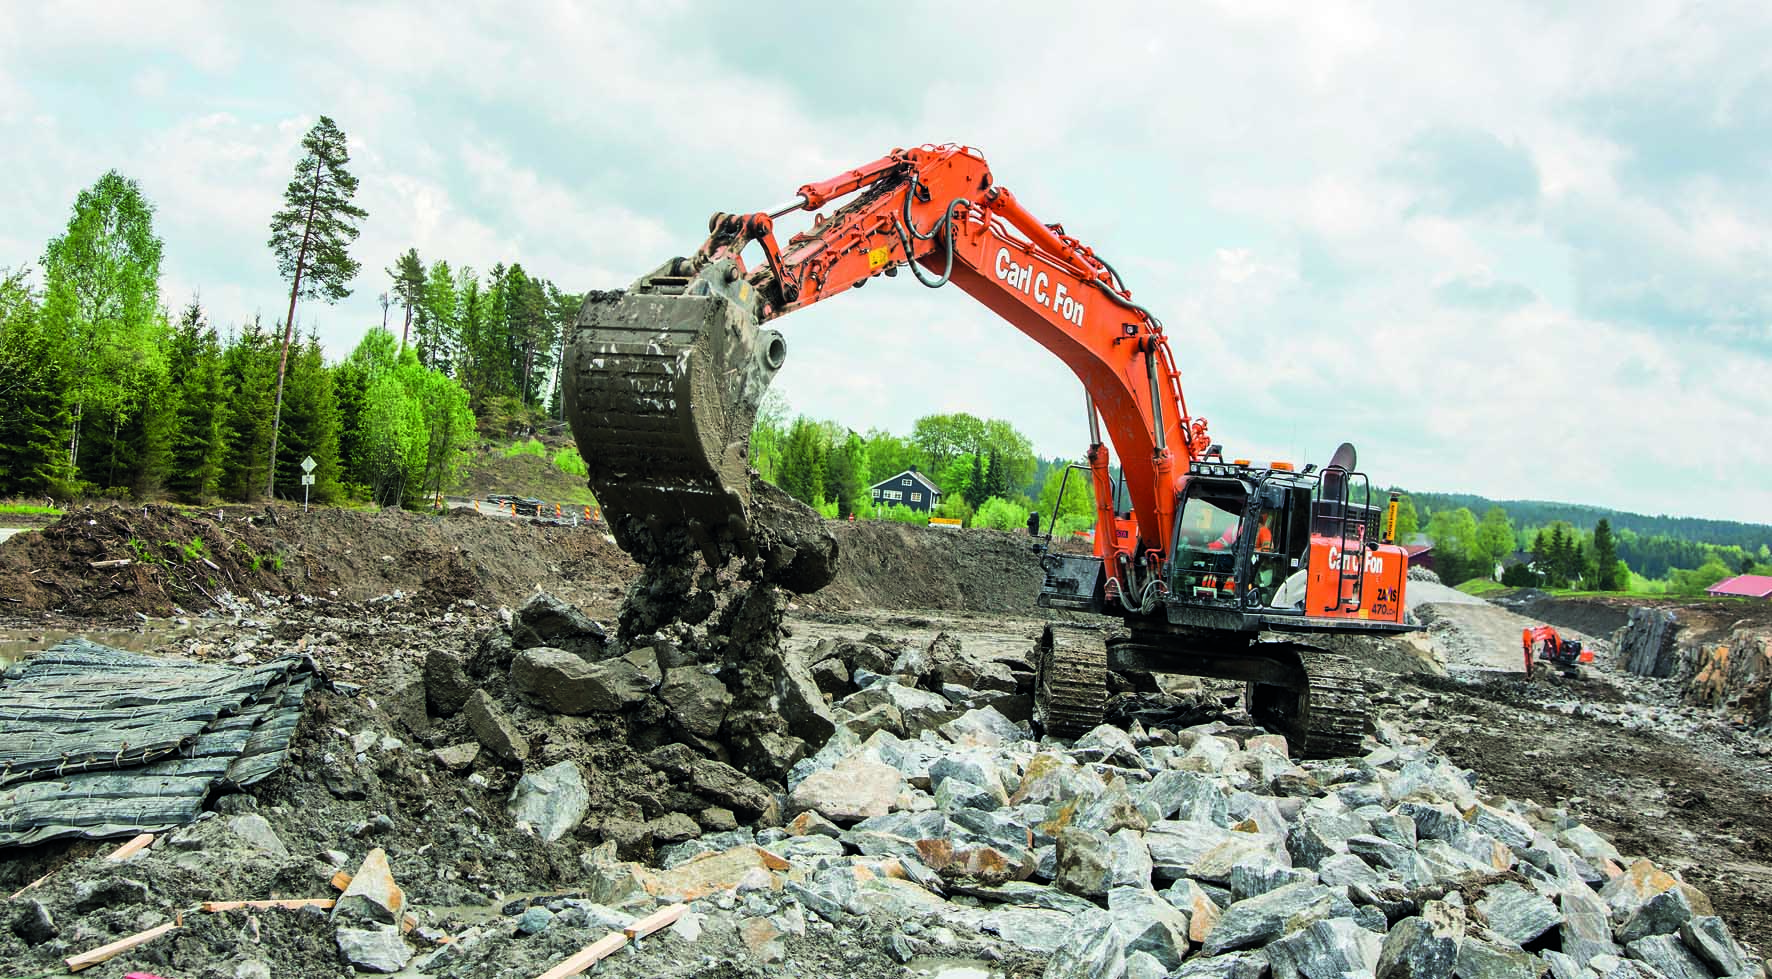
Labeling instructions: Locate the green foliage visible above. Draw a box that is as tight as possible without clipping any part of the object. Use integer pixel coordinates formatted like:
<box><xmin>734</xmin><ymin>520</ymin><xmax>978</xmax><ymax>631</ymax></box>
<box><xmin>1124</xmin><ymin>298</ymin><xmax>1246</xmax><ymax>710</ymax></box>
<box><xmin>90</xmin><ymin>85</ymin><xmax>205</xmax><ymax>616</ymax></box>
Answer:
<box><xmin>876</xmin><ymin>503</ymin><xmax>927</xmax><ymax>525</ymax></box>
<box><xmin>269</xmin><ymin>117</ymin><xmax>368</xmax><ymax>306</ymax></box>
<box><xmin>1036</xmin><ymin>461</ymin><xmax>1094</xmax><ymax>532</ymax></box>
<box><xmin>504</xmin><ymin>438</ymin><xmax>547</xmax><ymax>459</ymax></box>
<box><xmin>911</xmin><ymin>413</ymin><xmax>1035</xmax><ymax>495</ymax></box>
<box><xmin>1671</xmin><ymin>559</ymin><xmax>1733</xmax><ymax>597</ymax></box>
<box><xmin>1392</xmin><ymin>494</ymin><xmax>1420</xmax><ymax>541</ymax></box>
<box><xmin>0</xmin><ymin>268</ymin><xmax>77</xmax><ymax>496</ymax></box>
<box><xmin>972</xmin><ymin>496</ymin><xmax>1030</xmax><ymax>531</ymax></box>
<box><xmin>1425</xmin><ymin>507</ymin><xmax>1483</xmax><ymax>584</ymax></box>
<box><xmin>0</xmin><ymin>503</ymin><xmax>61</xmax><ymax>515</ymax></box>
<box><xmin>1455</xmin><ymin>578</ymin><xmax>1507</xmax><ymax>596</ymax></box>
<box><xmin>778</xmin><ymin>417</ymin><xmax>827</xmax><ymax>507</ymax></box>
<box><xmin>164</xmin><ymin>300</ymin><xmax>231</xmax><ymax>501</ymax></box>
<box><xmin>1593</xmin><ymin>518</ymin><xmax>1620</xmax><ymax>591</ymax></box>
<box><xmin>553</xmin><ymin>446</ymin><xmax>588</xmax><ymax>478</ymax></box>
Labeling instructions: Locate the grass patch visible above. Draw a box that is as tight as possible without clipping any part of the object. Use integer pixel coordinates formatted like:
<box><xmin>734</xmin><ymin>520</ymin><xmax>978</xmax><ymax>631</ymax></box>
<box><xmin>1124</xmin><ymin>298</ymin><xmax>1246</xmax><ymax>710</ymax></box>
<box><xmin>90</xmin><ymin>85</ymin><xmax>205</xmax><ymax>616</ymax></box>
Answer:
<box><xmin>552</xmin><ymin>446</ymin><xmax>588</xmax><ymax>478</ymax></box>
<box><xmin>0</xmin><ymin>503</ymin><xmax>62</xmax><ymax>516</ymax></box>
<box><xmin>503</xmin><ymin>438</ymin><xmax>548</xmax><ymax>459</ymax></box>
<box><xmin>1454</xmin><ymin>578</ymin><xmax>1507</xmax><ymax>595</ymax></box>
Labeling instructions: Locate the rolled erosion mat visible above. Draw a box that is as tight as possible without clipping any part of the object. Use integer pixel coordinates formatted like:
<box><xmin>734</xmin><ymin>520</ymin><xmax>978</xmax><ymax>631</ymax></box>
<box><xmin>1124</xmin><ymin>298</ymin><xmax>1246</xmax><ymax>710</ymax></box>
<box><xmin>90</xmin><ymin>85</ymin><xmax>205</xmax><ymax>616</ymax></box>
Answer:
<box><xmin>0</xmin><ymin>638</ymin><xmax>315</xmax><ymax>847</ymax></box>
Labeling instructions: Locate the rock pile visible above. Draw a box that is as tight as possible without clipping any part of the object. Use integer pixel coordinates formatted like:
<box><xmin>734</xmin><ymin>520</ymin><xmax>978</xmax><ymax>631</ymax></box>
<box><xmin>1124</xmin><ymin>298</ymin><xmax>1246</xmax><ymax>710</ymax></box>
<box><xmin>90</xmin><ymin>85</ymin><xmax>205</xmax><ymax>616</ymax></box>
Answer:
<box><xmin>1617</xmin><ymin>607</ymin><xmax>1772</xmax><ymax>729</ymax></box>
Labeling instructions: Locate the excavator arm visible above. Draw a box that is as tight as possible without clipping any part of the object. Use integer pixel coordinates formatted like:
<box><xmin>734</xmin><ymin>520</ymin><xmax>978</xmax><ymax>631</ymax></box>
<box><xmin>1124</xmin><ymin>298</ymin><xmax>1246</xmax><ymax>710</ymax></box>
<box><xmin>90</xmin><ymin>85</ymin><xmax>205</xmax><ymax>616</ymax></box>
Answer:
<box><xmin>564</xmin><ymin>144</ymin><xmax>1208</xmax><ymax>593</ymax></box>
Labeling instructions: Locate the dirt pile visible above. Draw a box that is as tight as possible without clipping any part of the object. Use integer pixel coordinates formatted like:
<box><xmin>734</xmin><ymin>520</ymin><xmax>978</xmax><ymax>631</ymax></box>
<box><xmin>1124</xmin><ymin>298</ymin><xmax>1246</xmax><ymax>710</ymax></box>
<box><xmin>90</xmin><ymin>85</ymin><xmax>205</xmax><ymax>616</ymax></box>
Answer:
<box><xmin>0</xmin><ymin>505</ymin><xmax>288</xmax><ymax>617</ymax></box>
<box><xmin>812</xmin><ymin>520</ymin><xmax>1049</xmax><ymax>614</ymax></box>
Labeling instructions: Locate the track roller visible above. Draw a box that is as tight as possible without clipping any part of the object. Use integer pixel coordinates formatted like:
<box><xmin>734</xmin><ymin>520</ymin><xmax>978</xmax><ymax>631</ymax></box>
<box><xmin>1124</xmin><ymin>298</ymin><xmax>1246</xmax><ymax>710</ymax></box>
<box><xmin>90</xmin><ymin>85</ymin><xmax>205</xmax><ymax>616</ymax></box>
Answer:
<box><xmin>1034</xmin><ymin>624</ymin><xmax>1109</xmax><ymax>739</ymax></box>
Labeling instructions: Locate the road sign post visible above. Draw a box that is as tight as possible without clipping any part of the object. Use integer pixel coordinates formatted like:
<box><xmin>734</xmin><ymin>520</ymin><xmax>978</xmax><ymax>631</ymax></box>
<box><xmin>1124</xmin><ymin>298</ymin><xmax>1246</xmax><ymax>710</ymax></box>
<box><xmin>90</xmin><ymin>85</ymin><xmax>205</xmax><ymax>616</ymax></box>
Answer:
<box><xmin>300</xmin><ymin>456</ymin><xmax>316</xmax><ymax>512</ymax></box>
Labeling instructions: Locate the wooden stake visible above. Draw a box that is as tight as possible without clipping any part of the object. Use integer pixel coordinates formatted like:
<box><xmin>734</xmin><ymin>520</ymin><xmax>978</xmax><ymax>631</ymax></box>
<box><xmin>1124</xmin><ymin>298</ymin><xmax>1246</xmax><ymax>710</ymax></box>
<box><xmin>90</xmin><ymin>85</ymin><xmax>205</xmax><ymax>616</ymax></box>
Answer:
<box><xmin>88</xmin><ymin>558</ymin><xmax>133</xmax><ymax>569</ymax></box>
<box><xmin>8</xmin><ymin>871</ymin><xmax>52</xmax><ymax>900</ymax></box>
<box><xmin>624</xmin><ymin>903</ymin><xmax>687</xmax><ymax>940</ymax></box>
<box><xmin>330</xmin><ymin>869</ymin><xmax>353</xmax><ymax>892</ymax></box>
<box><xmin>532</xmin><ymin>932</ymin><xmax>628</xmax><ymax>979</ymax></box>
<box><xmin>64</xmin><ymin>921</ymin><xmax>179</xmax><ymax>972</ymax></box>
<box><xmin>105</xmin><ymin>833</ymin><xmax>155</xmax><ymax>861</ymax></box>
<box><xmin>200</xmin><ymin>898</ymin><xmax>335</xmax><ymax>912</ymax></box>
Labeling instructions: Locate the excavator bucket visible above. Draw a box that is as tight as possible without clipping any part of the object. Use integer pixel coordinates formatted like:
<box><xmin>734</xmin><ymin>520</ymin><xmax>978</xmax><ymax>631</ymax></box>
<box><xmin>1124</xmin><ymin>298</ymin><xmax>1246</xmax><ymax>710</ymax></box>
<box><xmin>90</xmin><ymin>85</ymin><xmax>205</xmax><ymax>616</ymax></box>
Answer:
<box><xmin>561</xmin><ymin>258</ymin><xmax>837</xmax><ymax>591</ymax></box>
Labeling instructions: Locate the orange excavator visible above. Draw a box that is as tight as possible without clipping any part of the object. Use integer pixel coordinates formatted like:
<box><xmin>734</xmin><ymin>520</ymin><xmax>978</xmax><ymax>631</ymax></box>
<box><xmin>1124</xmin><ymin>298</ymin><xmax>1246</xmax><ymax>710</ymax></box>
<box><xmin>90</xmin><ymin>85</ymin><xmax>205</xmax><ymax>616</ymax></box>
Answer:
<box><xmin>563</xmin><ymin>144</ymin><xmax>1416</xmax><ymax>755</ymax></box>
<box><xmin>1522</xmin><ymin>625</ymin><xmax>1593</xmax><ymax>676</ymax></box>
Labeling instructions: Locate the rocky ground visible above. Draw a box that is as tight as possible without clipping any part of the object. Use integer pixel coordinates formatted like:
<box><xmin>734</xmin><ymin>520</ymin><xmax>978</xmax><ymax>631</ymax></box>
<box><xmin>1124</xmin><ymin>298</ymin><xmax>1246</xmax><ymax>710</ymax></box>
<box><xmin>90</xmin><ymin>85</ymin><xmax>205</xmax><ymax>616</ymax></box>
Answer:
<box><xmin>1</xmin><ymin>508</ymin><xmax>1769</xmax><ymax>978</ymax></box>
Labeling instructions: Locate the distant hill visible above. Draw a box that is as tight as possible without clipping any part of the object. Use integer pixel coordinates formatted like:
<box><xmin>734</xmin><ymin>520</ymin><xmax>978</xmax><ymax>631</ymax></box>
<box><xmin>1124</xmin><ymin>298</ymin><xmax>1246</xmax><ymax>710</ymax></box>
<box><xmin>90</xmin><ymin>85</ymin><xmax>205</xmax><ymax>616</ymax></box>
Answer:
<box><xmin>1399</xmin><ymin>490</ymin><xmax>1772</xmax><ymax>554</ymax></box>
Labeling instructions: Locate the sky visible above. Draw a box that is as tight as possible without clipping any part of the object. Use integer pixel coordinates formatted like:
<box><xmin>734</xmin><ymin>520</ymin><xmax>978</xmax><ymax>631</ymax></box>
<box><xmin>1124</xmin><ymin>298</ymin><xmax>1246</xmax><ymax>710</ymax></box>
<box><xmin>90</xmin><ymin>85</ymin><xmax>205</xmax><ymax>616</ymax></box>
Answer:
<box><xmin>2</xmin><ymin>2</ymin><xmax>1768</xmax><ymax>523</ymax></box>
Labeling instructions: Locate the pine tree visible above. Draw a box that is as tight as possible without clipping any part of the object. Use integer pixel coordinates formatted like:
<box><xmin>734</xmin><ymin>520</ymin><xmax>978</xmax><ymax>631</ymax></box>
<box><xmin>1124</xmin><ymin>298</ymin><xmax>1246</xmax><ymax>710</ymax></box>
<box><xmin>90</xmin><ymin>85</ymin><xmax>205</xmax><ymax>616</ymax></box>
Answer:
<box><xmin>267</xmin><ymin>116</ymin><xmax>367</xmax><ymax>499</ymax></box>
<box><xmin>968</xmin><ymin>453</ymin><xmax>986</xmax><ymax>506</ymax></box>
<box><xmin>1593</xmin><ymin>519</ymin><xmax>1619</xmax><ymax>591</ymax></box>
<box><xmin>418</xmin><ymin>259</ymin><xmax>459</xmax><ymax>372</ymax></box>
<box><xmin>984</xmin><ymin>449</ymin><xmax>1009</xmax><ymax>501</ymax></box>
<box><xmin>219</xmin><ymin>318</ymin><xmax>280</xmax><ymax>500</ymax></box>
<box><xmin>164</xmin><ymin>299</ymin><xmax>230</xmax><ymax>501</ymax></box>
<box><xmin>388</xmin><ymin>248</ymin><xmax>425</xmax><ymax>351</ymax></box>
<box><xmin>273</xmin><ymin>335</ymin><xmax>344</xmax><ymax>503</ymax></box>
<box><xmin>0</xmin><ymin>269</ymin><xmax>76</xmax><ymax>496</ymax></box>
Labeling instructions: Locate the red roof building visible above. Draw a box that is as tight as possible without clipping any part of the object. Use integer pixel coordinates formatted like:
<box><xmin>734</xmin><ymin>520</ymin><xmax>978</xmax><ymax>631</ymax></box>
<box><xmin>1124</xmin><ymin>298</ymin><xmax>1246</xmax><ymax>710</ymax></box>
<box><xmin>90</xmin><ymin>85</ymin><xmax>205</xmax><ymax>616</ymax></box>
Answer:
<box><xmin>1706</xmin><ymin>574</ymin><xmax>1772</xmax><ymax>598</ymax></box>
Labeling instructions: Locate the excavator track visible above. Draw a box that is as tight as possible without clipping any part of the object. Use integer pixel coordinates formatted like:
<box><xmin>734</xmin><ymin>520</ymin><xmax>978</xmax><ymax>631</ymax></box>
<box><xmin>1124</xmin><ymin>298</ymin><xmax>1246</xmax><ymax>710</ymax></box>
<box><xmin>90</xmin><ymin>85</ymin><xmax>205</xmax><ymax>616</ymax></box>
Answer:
<box><xmin>1245</xmin><ymin>644</ymin><xmax>1372</xmax><ymax>759</ymax></box>
<box><xmin>1034</xmin><ymin>624</ymin><xmax>1109</xmax><ymax>739</ymax></box>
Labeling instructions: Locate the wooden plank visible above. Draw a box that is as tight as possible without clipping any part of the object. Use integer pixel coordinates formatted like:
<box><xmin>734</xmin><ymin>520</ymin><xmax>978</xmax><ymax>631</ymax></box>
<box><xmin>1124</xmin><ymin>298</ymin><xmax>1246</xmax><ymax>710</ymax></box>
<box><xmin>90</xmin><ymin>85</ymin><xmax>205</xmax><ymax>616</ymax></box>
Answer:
<box><xmin>64</xmin><ymin>921</ymin><xmax>179</xmax><ymax>972</ymax></box>
<box><xmin>330</xmin><ymin>869</ymin><xmax>353</xmax><ymax>891</ymax></box>
<box><xmin>624</xmin><ymin>903</ymin><xmax>687</xmax><ymax>939</ymax></box>
<box><xmin>533</xmin><ymin>932</ymin><xmax>628</xmax><ymax>979</ymax></box>
<box><xmin>105</xmin><ymin>833</ymin><xmax>155</xmax><ymax>861</ymax></box>
<box><xmin>200</xmin><ymin>898</ymin><xmax>335</xmax><ymax>912</ymax></box>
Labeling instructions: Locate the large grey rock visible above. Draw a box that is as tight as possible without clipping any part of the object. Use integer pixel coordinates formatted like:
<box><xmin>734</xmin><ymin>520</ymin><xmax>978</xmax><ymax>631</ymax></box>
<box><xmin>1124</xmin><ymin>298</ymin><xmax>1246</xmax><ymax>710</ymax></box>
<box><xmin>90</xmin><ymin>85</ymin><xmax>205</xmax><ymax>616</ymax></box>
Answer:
<box><xmin>1376</xmin><ymin>903</ymin><xmax>1464</xmax><ymax>979</ymax></box>
<box><xmin>1109</xmin><ymin>828</ymin><xmax>1154</xmax><ymax>890</ymax></box>
<box><xmin>1012</xmin><ymin>752</ymin><xmax>1107</xmax><ymax>806</ymax></box>
<box><xmin>513</xmin><ymin>591</ymin><xmax>606</xmax><ymax>658</ymax></box>
<box><xmin>1453</xmin><ymin>936</ymin><xmax>1539</xmax><ymax>979</ymax></box>
<box><xmin>1108</xmin><ymin>885</ymin><xmax>1191</xmax><ymax>969</ymax></box>
<box><xmin>1287</xmin><ymin>810</ymin><xmax>1369</xmax><ymax>869</ymax></box>
<box><xmin>1146</xmin><ymin>819</ymin><xmax>1237</xmax><ymax>881</ymax></box>
<box><xmin>1474</xmin><ymin>882</ymin><xmax>1561</xmax><ymax>945</ymax></box>
<box><xmin>1679</xmin><ymin>916</ymin><xmax>1749</xmax><ymax>976</ymax></box>
<box><xmin>226</xmin><ymin>814</ymin><xmax>289</xmax><ymax>857</ymax></box>
<box><xmin>1073</xmin><ymin>724</ymin><xmax>1142</xmax><ymax>767</ymax></box>
<box><xmin>464</xmin><ymin>689</ymin><xmax>527</xmax><ymax>763</ymax></box>
<box><xmin>965</xmin><ymin>880</ymin><xmax>1100</xmax><ymax>914</ymax></box>
<box><xmin>1468</xmin><ymin>804</ymin><xmax>1534</xmax><ymax>851</ymax></box>
<box><xmin>334</xmin><ymin>848</ymin><xmax>405</xmax><ymax>926</ymax></box>
<box><xmin>507</xmin><ymin>760</ymin><xmax>589</xmax><ymax>842</ymax></box>
<box><xmin>1203</xmin><ymin>882</ymin><xmax>1337</xmax><ymax>954</ymax></box>
<box><xmin>1317</xmin><ymin>852</ymin><xmax>1385</xmax><ymax>888</ymax></box>
<box><xmin>985</xmin><ymin>907</ymin><xmax>1075</xmax><ymax>954</ymax></box>
<box><xmin>1624</xmin><ymin>935</ymin><xmax>1714</xmax><ymax>979</ymax></box>
<box><xmin>929</xmin><ymin>752</ymin><xmax>1009</xmax><ymax>801</ymax></box>
<box><xmin>787</xmin><ymin>757</ymin><xmax>904</xmax><ymax>823</ymax></box>
<box><xmin>1347</xmin><ymin>834</ymin><xmax>1434</xmax><ymax>888</ymax></box>
<box><xmin>840</xmin><ymin>682</ymin><xmax>956</xmax><ymax>735</ymax></box>
<box><xmin>1617</xmin><ymin>885</ymin><xmax>1696</xmax><ymax>945</ymax></box>
<box><xmin>1265</xmin><ymin>917</ymin><xmax>1382</xmax><ymax>979</ymax></box>
<box><xmin>1539</xmin><ymin>951</ymin><xmax>1588</xmax><ymax>979</ymax></box>
<box><xmin>510</xmin><ymin>647</ymin><xmax>651</xmax><ymax>714</ymax></box>
<box><xmin>1618</xmin><ymin>607</ymin><xmax>1680</xmax><ymax>678</ymax></box>
<box><xmin>1140</xmin><ymin>770</ymin><xmax>1232</xmax><ymax>825</ymax></box>
<box><xmin>1055</xmin><ymin>827</ymin><xmax>1114</xmax><ymax>898</ymax></box>
<box><xmin>939</xmin><ymin>705</ymin><xmax>1025</xmax><ymax>747</ymax></box>
<box><xmin>1188</xmin><ymin>833</ymin><xmax>1292</xmax><ymax>887</ymax></box>
<box><xmin>1559</xmin><ymin>884</ymin><xmax>1619</xmax><ymax>963</ymax></box>
<box><xmin>1230</xmin><ymin>860</ymin><xmax>1317</xmax><ymax>902</ymax></box>
<box><xmin>934</xmin><ymin>777</ymin><xmax>1004</xmax><ymax>812</ymax></box>
<box><xmin>10</xmin><ymin>899</ymin><xmax>57</xmax><ymax>945</ymax></box>
<box><xmin>777</xmin><ymin>652</ymin><xmax>837</xmax><ymax>744</ymax></box>
<box><xmin>1075</xmin><ymin>778</ymin><xmax>1152</xmax><ymax>834</ymax></box>
<box><xmin>658</xmin><ymin>667</ymin><xmax>732</xmax><ymax>737</ymax></box>
<box><xmin>423</xmin><ymin>648</ymin><xmax>474</xmax><ymax>716</ymax></box>
<box><xmin>1169</xmin><ymin>952</ymin><xmax>1271</xmax><ymax>979</ymax></box>
<box><xmin>335</xmin><ymin>925</ymin><xmax>413</xmax><ymax>973</ymax></box>
<box><xmin>1043</xmin><ymin>909</ymin><xmax>1128</xmax><ymax>979</ymax></box>
<box><xmin>1559</xmin><ymin>823</ymin><xmax>1623</xmax><ymax>866</ymax></box>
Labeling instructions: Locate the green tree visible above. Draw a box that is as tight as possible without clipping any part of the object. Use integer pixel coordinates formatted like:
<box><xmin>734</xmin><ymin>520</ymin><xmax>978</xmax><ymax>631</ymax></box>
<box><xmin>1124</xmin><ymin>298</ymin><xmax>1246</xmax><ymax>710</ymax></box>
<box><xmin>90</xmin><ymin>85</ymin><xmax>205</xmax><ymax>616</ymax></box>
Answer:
<box><xmin>749</xmin><ymin>389</ymin><xmax>790</xmax><ymax>482</ymax></box>
<box><xmin>1426</xmin><ymin>507</ymin><xmax>1481</xmax><ymax>584</ymax></box>
<box><xmin>1593</xmin><ymin>518</ymin><xmax>1620</xmax><ymax>591</ymax></box>
<box><xmin>825</xmin><ymin>432</ymin><xmax>870</xmax><ymax>517</ymax></box>
<box><xmin>1035</xmin><ymin>460</ymin><xmax>1095</xmax><ymax>535</ymax></box>
<box><xmin>273</xmin><ymin>335</ymin><xmax>344</xmax><ymax>503</ymax></box>
<box><xmin>863</xmin><ymin>429</ymin><xmax>924</xmax><ymax>482</ymax></box>
<box><xmin>973</xmin><ymin>496</ymin><xmax>1031</xmax><ymax>531</ymax></box>
<box><xmin>40</xmin><ymin>170</ymin><xmax>164</xmax><ymax>474</ymax></box>
<box><xmin>163</xmin><ymin>299</ymin><xmax>231</xmax><ymax>501</ymax></box>
<box><xmin>267</xmin><ymin>115</ymin><xmax>367</xmax><ymax>498</ymax></box>
<box><xmin>387</xmin><ymin>247</ymin><xmax>426</xmax><ymax>351</ymax></box>
<box><xmin>778</xmin><ymin>417</ymin><xmax>826</xmax><ymax>506</ymax></box>
<box><xmin>1671</xmin><ymin>558</ymin><xmax>1732</xmax><ymax>596</ymax></box>
<box><xmin>417</xmin><ymin>258</ymin><xmax>459</xmax><ymax>371</ymax></box>
<box><xmin>219</xmin><ymin>318</ymin><xmax>280</xmax><ymax>500</ymax></box>
<box><xmin>398</xmin><ymin>349</ymin><xmax>476</xmax><ymax>502</ymax></box>
<box><xmin>1393</xmin><ymin>494</ymin><xmax>1420</xmax><ymax>541</ymax></box>
<box><xmin>0</xmin><ymin>268</ymin><xmax>76</xmax><ymax>496</ymax></box>
<box><xmin>1475</xmin><ymin>506</ymin><xmax>1515</xmax><ymax>577</ymax></box>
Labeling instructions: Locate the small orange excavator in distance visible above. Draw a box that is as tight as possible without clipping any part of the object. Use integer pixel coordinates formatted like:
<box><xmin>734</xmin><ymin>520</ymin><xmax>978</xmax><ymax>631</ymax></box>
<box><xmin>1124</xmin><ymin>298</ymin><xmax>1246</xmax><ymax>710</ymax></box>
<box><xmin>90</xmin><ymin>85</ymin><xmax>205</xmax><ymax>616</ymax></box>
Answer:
<box><xmin>1522</xmin><ymin>625</ymin><xmax>1593</xmax><ymax>676</ymax></box>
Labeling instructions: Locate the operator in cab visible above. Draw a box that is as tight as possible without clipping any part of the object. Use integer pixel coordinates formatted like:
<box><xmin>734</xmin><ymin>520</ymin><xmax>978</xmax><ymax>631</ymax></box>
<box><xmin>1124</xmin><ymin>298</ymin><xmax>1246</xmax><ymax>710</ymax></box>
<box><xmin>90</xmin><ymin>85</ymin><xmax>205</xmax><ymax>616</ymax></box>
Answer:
<box><xmin>1207</xmin><ymin>510</ymin><xmax>1276</xmax><ymax>553</ymax></box>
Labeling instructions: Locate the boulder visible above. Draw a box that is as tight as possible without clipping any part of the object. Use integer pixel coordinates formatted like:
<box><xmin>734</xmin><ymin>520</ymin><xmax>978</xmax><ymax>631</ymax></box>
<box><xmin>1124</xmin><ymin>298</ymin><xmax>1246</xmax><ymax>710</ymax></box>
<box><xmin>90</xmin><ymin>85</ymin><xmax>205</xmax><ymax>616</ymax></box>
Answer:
<box><xmin>787</xmin><ymin>757</ymin><xmax>905</xmax><ymax>823</ymax></box>
<box><xmin>10</xmin><ymin>899</ymin><xmax>57</xmax><ymax>945</ymax></box>
<box><xmin>984</xmin><ymin>907</ymin><xmax>1074</xmax><ymax>954</ymax></box>
<box><xmin>423</xmin><ymin>648</ymin><xmax>474</xmax><ymax>716</ymax></box>
<box><xmin>1375</xmin><ymin>903</ymin><xmax>1464</xmax><ymax>979</ymax></box>
<box><xmin>513</xmin><ymin>591</ymin><xmax>606</xmax><ymax>658</ymax></box>
<box><xmin>1616</xmin><ymin>885</ymin><xmax>1696</xmax><ymax>945</ymax></box>
<box><xmin>507</xmin><ymin>761</ymin><xmax>589</xmax><ymax>843</ymax></box>
<box><xmin>1598</xmin><ymin>858</ymin><xmax>1713</xmax><ymax>921</ymax></box>
<box><xmin>777</xmin><ymin>652</ymin><xmax>838</xmax><ymax>745</ymax></box>
<box><xmin>335</xmin><ymin>925</ymin><xmax>413</xmax><ymax>974</ymax></box>
<box><xmin>1011</xmin><ymin>752</ymin><xmax>1107</xmax><ymax>806</ymax></box>
<box><xmin>510</xmin><ymin>647</ymin><xmax>652</xmax><ymax>714</ymax></box>
<box><xmin>1169</xmin><ymin>952</ymin><xmax>1272</xmax><ymax>979</ymax></box>
<box><xmin>1073</xmin><ymin>724</ymin><xmax>1143</xmax><ymax>767</ymax></box>
<box><xmin>839</xmin><ymin>682</ymin><xmax>956</xmax><ymax>736</ymax></box>
<box><xmin>1141</xmin><ymin>770</ymin><xmax>1231</xmax><ymax>825</ymax></box>
<box><xmin>1043</xmin><ymin>909</ymin><xmax>1129</xmax><ymax>979</ymax></box>
<box><xmin>648</xmin><ymin>812</ymin><xmax>701</xmax><ymax>845</ymax></box>
<box><xmin>1559</xmin><ymin>883</ymin><xmax>1619</xmax><ymax>962</ymax></box>
<box><xmin>464</xmin><ymin>689</ymin><xmax>527</xmax><ymax>763</ymax></box>
<box><xmin>1164</xmin><ymin>879</ymin><xmax>1223</xmax><ymax>944</ymax></box>
<box><xmin>1452</xmin><ymin>936</ymin><xmax>1539</xmax><ymax>979</ymax></box>
<box><xmin>1054</xmin><ymin>827</ymin><xmax>1114</xmax><ymax>898</ymax></box>
<box><xmin>1146</xmin><ymin>819</ymin><xmax>1237</xmax><ymax>881</ymax></box>
<box><xmin>1624</xmin><ymin>935</ymin><xmax>1715</xmax><ymax>979</ymax></box>
<box><xmin>333</xmin><ymin>848</ymin><xmax>405</xmax><ymax>926</ymax></box>
<box><xmin>1474</xmin><ymin>882</ymin><xmax>1561</xmax><ymax>946</ymax></box>
<box><xmin>658</xmin><ymin>667</ymin><xmax>732</xmax><ymax>737</ymax></box>
<box><xmin>225</xmin><ymin>814</ymin><xmax>289</xmax><ymax>858</ymax></box>
<box><xmin>1265</xmin><ymin>917</ymin><xmax>1382</xmax><ymax>979</ymax></box>
<box><xmin>938</xmin><ymin>705</ymin><xmax>1025</xmax><ymax>747</ymax></box>
<box><xmin>431</xmin><ymin>742</ymin><xmax>479</xmax><ymax>772</ymax></box>
<box><xmin>1203</xmin><ymin>882</ymin><xmax>1337</xmax><ymax>954</ymax></box>
<box><xmin>1678</xmin><ymin>916</ymin><xmax>1749</xmax><ymax>977</ymax></box>
<box><xmin>1108</xmin><ymin>886</ymin><xmax>1191</xmax><ymax>968</ymax></box>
